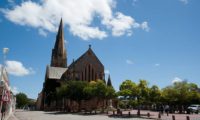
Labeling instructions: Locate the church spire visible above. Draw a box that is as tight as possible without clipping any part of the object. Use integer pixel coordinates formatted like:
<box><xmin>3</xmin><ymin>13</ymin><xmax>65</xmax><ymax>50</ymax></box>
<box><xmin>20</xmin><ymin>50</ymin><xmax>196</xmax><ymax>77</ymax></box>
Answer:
<box><xmin>55</xmin><ymin>18</ymin><xmax>64</xmax><ymax>51</ymax></box>
<box><xmin>51</xmin><ymin>18</ymin><xmax>67</xmax><ymax>67</ymax></box>
<box><xmin>107</xmin><ymin>74</ymin><xmax>112</xmax><ymax>87</ymax></box>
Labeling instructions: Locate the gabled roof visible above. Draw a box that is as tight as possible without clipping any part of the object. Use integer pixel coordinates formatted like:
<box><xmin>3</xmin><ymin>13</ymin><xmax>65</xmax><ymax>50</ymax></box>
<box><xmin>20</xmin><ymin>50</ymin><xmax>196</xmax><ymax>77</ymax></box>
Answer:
<box><xmin>46</xmin><ymin>66</ymin><xmax>67</xmax><ymax>79</ymax></box>
<box><xmin>68</xmin><ymin>45</ymin><xmax>103</xmax><ymax>68</ymax></box>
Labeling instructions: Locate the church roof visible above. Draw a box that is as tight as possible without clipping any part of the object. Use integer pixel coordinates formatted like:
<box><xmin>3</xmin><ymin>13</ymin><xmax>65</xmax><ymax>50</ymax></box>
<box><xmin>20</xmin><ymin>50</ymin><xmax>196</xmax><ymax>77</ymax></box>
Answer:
<box><xmin>68</xmin><ymin>45</ymin><xmax>103</xmax><ymax>69</ymax></box>
<box><xmin>47</xmin><ymin>66</ymin><xmax>67</xmax><ymax>79</ymax></box>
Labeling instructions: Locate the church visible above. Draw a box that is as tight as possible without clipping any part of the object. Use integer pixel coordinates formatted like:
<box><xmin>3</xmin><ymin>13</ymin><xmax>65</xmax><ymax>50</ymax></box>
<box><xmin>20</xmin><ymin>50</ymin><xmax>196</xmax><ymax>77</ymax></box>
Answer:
<box><xmin>36</xmin><ymin>19</ymin><xmax>113</xmax><ymax>111</ymax></box>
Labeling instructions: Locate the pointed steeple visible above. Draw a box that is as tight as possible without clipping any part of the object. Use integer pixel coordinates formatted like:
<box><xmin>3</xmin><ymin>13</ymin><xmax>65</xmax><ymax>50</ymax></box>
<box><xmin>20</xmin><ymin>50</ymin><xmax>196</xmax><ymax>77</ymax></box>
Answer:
<box><xmin>51</xmin><ymin>18</ymin><xmax>67</xmax><ymax>67</ymax></box>
<box><xmin>107</xmin><ymin>74</ymin><xmax>112</xmax><ymax>87</ymax></box>
<box><xmin>55</xmin><ymin>18</ymin><xmax>64</xmax><ymax>52</ymax></box>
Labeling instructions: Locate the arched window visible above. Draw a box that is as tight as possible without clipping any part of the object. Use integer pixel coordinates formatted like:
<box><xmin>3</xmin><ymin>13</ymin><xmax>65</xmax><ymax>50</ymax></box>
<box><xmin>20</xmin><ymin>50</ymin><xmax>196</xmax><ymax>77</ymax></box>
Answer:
<box><xmin>83</xmin><ymin>64</ymin><xmax>96</xmax><ymax>82</ymax></box>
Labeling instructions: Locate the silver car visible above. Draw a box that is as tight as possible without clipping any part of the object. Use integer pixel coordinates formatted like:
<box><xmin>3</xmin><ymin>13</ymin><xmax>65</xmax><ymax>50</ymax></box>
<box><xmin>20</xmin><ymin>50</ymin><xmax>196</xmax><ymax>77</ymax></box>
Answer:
<box><xmin>187</xmin><ymin>104</ymin><xmax>200</xmax><ymax>113</ymax></box>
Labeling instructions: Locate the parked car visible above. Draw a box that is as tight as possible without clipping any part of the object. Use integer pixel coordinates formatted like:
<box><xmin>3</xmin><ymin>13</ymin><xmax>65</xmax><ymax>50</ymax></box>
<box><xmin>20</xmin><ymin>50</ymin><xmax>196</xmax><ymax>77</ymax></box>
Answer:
<box><xmin>187</xmin><ymin>104</ymin><xmax>200</xmax><ymax>114</ymax></box>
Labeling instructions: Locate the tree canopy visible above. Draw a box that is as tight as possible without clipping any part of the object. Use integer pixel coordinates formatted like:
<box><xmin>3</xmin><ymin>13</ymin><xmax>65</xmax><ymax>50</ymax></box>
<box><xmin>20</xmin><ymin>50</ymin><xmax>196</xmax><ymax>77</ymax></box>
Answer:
<box><xmin>16</xmin><ymin>92</ymin><xmax>29</xmax><ymax>108</ymax></box>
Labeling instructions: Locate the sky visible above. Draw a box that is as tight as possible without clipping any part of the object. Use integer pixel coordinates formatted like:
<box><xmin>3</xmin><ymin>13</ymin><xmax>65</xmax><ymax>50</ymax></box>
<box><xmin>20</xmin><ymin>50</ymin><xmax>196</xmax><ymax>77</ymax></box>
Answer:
<box><xmin>0</xmin><ymin>0</ymin><xmax>200</xmax><ymax>99</ymax></box>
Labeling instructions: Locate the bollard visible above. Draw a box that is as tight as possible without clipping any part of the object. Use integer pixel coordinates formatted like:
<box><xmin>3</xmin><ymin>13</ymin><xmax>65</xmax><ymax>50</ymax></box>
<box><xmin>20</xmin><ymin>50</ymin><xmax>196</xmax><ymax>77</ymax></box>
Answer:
<box><xmin>172</xmin><ymin>115</ymin><xmax>175</xmax><ymax>120</ymax></box>
<box><xmin>113</xmin><ymin>110</ymin><xmax>115</xmax><ymax>115</ymax></box>
<box><xmin>167</xmin><ymin>111</ymin><xmax>169</xmax><ymax>116</ymax></box>
<box><xmin>186</xmin><ymin>116</ymin><xmax>190</xmax><ymax>120</ymax></box>
<box><xmin>147</xmin><ymin>112</ymin><xmax>150</xmax><ymax>118</ymax></box>
<box><xmin>158</xmin><ymin>113</ymin><xmax>161</xmax><ymax>119</ymax></box>
<box><xmin>128</xmin><ymin>111</ymin><xmax>131</xmax><ymax>116</ymax></box>
<box><xmin>137</xmin><ymin>110</ymin><xmax>141</xmax><ymax>116</ymax></box>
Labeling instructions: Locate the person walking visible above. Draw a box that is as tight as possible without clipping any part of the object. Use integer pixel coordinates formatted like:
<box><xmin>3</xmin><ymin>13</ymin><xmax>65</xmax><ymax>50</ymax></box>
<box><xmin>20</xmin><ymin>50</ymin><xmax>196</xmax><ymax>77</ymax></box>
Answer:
<box><xmin>1</xmin><ymin>104</ymin><xmax>6</xmax><ymax>120</ymax></box>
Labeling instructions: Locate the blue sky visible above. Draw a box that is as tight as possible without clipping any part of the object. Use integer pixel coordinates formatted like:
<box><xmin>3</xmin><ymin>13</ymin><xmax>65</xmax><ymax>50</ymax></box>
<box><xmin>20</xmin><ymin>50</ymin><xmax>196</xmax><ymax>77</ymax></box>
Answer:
<box><xmin>0</xmin><ymin>0</ymin><xmax>200</xmax><ymax>99</ymax></box>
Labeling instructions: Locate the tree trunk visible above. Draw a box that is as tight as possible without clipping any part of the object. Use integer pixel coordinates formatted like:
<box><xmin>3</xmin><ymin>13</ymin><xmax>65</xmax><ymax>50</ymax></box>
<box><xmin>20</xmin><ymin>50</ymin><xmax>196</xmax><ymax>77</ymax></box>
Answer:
<box><xmin>137</xmin><ymin>97</ymin><xmax>140</xmax><ymax>116</ymax></box>
<box><xmin>78</xmin><ymin>101</ymin><xmax>81</xmax><ymax>112</ymax></box>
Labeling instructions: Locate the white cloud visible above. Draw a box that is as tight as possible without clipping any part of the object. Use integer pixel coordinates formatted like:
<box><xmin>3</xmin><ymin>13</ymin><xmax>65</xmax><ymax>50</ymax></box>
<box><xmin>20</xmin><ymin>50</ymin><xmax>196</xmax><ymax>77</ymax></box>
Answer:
<box><xmin>38</xmin><ymin>29</ymin><xmax>48</xmax><ymax>37</ymax></box>
<box><xmin>179</xmin><ymin>0</ymin><xmax>188</xmax><ymax>4</ymax></box>
<box><xmin>172</xmin><ymin>77</ymin><xmax>183</xmax><ymax>83</ymax></box>
<box><xmin>154</xmin><ymin>63</ymin><xmax>160</xmax><ymax>67</ymax></box>
<box><xmin>2</xmin><ymin>0</ymin><xmax>149</xmax><ymax>40</ymax></box>
<box><xmin>141</xmin><ymin>21</ymin><xmax>150</xmax><ymax>32</ymax></box>
<box><xmin>104</xmin><ymin>69</ymin><xmax>110</xmax><ymax>74</ymax></box>
<box><xmin>103</xmin><ymin>12</ymin><xmax>136</xmax><ymax>36</ymax></box>
<box><xmin>10</xmin><ymin>86</ymin><xmax>19</xmax><ymax>95</ymax></box>
<box><xmin>5</xmin><ymin>60</ymin><xmax>35</xmax><ymax>76</ymax></box>
<box><xmin>126</xmin><ymin>59</ymin><xmax>134</xmax><ymax>65</ymax></box>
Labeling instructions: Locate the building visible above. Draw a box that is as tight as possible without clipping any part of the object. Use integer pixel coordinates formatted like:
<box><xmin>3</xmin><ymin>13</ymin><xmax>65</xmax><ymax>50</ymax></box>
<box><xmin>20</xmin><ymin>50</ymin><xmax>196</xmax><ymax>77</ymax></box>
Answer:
<box><xmin>37</xmin><ymin>19</ymin><xmax>112</xmax><ymax>111</ymax></box>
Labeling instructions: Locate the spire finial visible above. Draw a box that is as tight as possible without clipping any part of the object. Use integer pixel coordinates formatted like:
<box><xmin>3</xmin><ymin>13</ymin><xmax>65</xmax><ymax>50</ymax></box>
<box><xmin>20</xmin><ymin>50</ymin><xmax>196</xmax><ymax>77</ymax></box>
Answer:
<box><xmin>89</xmin><ymin>44</ymin><xmax>91</xmax><ymax>49</ymax></box>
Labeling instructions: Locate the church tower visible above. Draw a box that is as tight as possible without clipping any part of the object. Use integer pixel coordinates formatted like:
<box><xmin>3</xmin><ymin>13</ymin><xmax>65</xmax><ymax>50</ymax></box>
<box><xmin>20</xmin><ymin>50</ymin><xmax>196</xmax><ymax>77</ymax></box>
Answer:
<box><xmin>107</xmin><ymin>74</ymin><xmax>113</xmax><ymax>87</ymax></box>
<box><xmin>51</xmin><ymin>19</ymin><xmax>67</xmax><ymax>67</ymax></box>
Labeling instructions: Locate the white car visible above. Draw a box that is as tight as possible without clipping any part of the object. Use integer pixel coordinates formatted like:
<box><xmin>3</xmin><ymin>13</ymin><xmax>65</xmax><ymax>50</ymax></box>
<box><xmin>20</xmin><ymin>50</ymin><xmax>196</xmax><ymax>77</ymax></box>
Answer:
<box><xmin>187</xmin><ymin>104</ymin><xmax>200</xmax><ymax>113</ymax></box>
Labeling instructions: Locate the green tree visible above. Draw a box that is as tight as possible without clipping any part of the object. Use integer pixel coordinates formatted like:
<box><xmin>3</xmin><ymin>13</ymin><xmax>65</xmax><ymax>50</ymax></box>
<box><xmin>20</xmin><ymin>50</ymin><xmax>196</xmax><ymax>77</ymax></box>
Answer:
<box><xmin>83</xmin><ymin>81</ymin><xmax>97</xmax><ymax>99</ymax></box>
<box><xmin>83</xmin><ymin>80</ymin><xmax>108</xmax><ymax>111</ymax></box>
<box><xmin>118</xmin><ymin>80</ymin><xmax>137</xmax><ymax>99</ymax></box>
<box><xmin>161</xmin><ymin>81</ymin><xmax>200</xmax><ymax>113</ymax></box>
<box><xmin>56</xmin><ymin>83</ymin><xmax>68</xmax><ymax>99</ymax></box>
<box><xmin>16</xmin><ymin>92</ymin><xmax>29</xmax><ymax>108</ymax></box>
<box><xmin>67</xmin><ymin>80</ymin><xmax>87</xmax><ymax>111</ymax></box>
<box><xmin>106</xmin><ymin>86</ymin><xmax>116</xmax><ymax>100</ymax></box>
<box><xmin>149</xmin><ymin>85</ymin><xmax>161</xmax><ymax>105</ymax></box>
<box><xmin>118</xmin><ymin>80</ymin><xmax>138</xmax><ymax>110</ymax></box>
<box><xmin>136</xmin><ymin>80</ymin><xmax>149</xmax><ymax>115</ymax></box>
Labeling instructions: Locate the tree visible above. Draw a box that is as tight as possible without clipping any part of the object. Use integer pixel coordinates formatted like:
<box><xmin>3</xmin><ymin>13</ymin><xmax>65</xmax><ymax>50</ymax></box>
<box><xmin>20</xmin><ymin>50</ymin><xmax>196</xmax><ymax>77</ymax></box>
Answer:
<box><xmin>149</xmin><ymin>85</ymin><xmax>161</xmax><ymax>105</ymax></box>
<box><xmin>67</xmin><ymin>80</ymin><xmax>87</xmax><ymax>111</ymax></box>
<box><xmin>118</xmin><ymin>80</ymin><xmax>137</xmax><ymax>99</ymax></box>
<box><xmin>94</xmin><ymin>80</ymin><xmax>107</xmax><ymax>99</ymax></box>
<box><xmin>136</xmin><ymin>79</ymin><xmax>149</xmax><ymax>115</ymax></box>
<box><xmin>56</xmin><ymin>83</ymin><xmax>68</xmax><ymax>99</ymax></box>
<box><xmin>16</xmin><ymin>92</ymin><xmax>29</xmax><ymax>108</ymax></box>
<box><xmin>83</xmin><ymin>80</ymin><xmax>109</xmax><ymax>111</ymax></box>
<box><xmin>83</xmin><ymin>81</ymin><xmax>96</xmax><ymax>99</ymax></box>
<box><xmin>161</xmin><ymin>81</ymin><xmax>200</xmax><ymax>113</ymax></box>
<box><xmin>106</xmin><ymin>86</ymin><xmax>116</xmax><ymax>100</ymax></box>
<box><xmin>118</xmin><ymin>80</ymin><xmax>138</xmax><ymax>110</ymax></box>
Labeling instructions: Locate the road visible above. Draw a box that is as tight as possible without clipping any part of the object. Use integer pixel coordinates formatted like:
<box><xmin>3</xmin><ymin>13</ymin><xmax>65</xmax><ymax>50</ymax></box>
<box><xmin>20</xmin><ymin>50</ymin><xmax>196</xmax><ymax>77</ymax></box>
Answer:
<box><xmin>8</xmin><ymin>109</ymin><xmax>200</xmax><ymax>120</ymax></box>
<box><xmin>8</xmin><ymin>110</ymin><xmax>150</xmax><ymax>120</ymax></box>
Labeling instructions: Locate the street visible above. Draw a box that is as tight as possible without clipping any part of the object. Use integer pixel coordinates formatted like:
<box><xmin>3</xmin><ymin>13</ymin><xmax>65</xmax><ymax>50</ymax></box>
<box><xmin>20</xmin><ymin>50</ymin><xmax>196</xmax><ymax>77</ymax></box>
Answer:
<box><xmin>7</xmin><ymin>109</ymin><xmax>200</xmax><ymax>120</ymax></box>
<box><xmin>8</xmin><ymin>110</ymin><xmax>150</xmax><ymax>120</ymax></box>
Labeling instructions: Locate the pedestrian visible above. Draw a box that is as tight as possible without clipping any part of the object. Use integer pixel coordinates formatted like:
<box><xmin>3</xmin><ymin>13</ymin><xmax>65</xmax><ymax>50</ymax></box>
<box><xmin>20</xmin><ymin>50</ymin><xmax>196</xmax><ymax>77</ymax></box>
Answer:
<box><xmin>1</xmin><ymin>104</ymin><xmax>6</xmax><ymax>120</ymax></box>
<box><xmin>160</xmin><ymin>105</ymin><xmax>164</xmax><ymax>115</ymax></box>
<box><xmin>165</xmin><ymin>105</ymin><xmax>169</xmax><ymax>116</ymax></box>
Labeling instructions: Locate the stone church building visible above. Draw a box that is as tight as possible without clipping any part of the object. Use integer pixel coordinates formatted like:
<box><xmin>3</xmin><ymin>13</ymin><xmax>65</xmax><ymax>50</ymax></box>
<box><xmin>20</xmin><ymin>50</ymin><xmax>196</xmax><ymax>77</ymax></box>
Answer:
<box><xmin>36</xmin><ymin>19</ymin><xmax>113</xmax><ymax>111</ymax></box>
